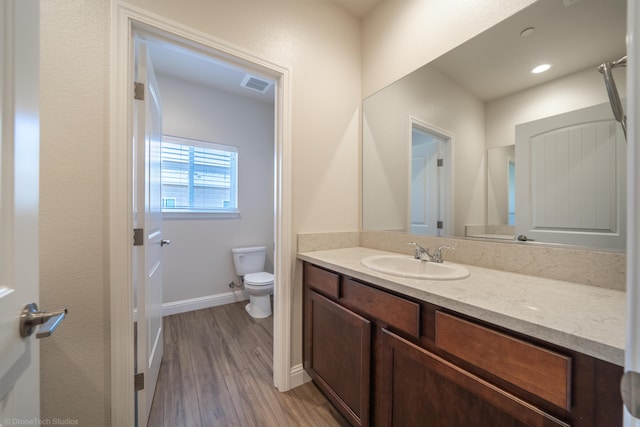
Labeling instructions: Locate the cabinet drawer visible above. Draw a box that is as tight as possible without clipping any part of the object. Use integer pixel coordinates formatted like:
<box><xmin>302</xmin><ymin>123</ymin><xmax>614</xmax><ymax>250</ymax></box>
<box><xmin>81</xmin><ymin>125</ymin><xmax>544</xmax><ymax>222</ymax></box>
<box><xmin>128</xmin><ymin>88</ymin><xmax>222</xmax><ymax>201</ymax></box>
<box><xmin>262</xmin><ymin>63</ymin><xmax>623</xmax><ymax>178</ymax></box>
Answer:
<box><xmin>381</xmin><ymin>329</ymin><xmax>569</xmax><ymax>427</ymax></box>
<box><xmin>435</xmin><ymin>311</ymin><xmax>571</xmax><ymax>410</ymax></box>
<box><xmin>342</xmin><ymin>278</ymin><xmax>420</xmax><ymax>337</ymax></box>
<box><xmin>304</xmin><ymin>263</ymin><xmax>340</xmax><ymax>298</ymax></box>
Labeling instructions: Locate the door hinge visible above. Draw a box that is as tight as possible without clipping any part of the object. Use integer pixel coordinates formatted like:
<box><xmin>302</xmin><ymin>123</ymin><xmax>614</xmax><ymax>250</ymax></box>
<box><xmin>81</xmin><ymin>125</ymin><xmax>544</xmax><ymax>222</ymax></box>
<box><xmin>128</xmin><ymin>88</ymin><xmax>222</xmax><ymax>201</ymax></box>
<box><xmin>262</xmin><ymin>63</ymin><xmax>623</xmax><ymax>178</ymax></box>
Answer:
<box><xmin>437</xmin><ymin>158</ymin><xmax>444</xmax><ymax>167</ymax></box>
<box><xmin>134</xmin><ymin>82</ymin><xmax>144</xmax><ymax>100</ymax></box>
<box><xmin>134</xmin><ymin>373</ymin><xmax>144</xmax><ymax>391</ymax></box>
<box><xmin>133</xmin><ymin>228</ymin><xmax>144</xmax><ymax>246</ymax></box>
<box><xmin>437</xmin><ymin>221</ymin><xmax>444</xmax><ymax>229</ymax></box>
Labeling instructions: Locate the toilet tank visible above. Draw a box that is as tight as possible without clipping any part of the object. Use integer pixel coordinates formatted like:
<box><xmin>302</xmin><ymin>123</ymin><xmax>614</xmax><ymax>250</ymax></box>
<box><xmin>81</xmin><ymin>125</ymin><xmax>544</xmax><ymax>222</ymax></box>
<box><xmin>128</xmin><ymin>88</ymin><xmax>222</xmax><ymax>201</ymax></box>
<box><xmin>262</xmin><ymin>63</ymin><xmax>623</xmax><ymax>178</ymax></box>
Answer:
<box><xmin>232</xmin><ymin>246</ymin><xmax>267</xmax><ymax>276</ymax></box>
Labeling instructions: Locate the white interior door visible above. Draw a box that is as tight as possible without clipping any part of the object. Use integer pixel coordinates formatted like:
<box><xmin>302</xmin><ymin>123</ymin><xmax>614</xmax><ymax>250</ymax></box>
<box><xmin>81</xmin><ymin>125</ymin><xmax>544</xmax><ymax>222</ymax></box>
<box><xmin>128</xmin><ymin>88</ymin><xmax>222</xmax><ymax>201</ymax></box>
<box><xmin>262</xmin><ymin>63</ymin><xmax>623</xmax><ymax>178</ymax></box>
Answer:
<box><xmin>134</xmin><ymin>38</ymin><xmax>164</xmax><ymax>427</ymax></box>
<box><xmin>0</xmin><ymin>0</ymin><xmax>41</xmax><ymax>420</ymax></box>
<box><xmin>515</xmin><ymin>102</ymin><xmax>626</xmax><ymax>250</ymax></box>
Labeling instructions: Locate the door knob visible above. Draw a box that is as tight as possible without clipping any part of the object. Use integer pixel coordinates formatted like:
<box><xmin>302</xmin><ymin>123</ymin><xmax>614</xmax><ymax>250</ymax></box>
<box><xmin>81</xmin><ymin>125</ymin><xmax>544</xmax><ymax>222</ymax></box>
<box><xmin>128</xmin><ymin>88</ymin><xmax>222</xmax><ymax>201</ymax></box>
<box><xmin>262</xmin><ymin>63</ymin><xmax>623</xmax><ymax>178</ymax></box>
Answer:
<box><xmin>161</xmin><ymin>239</ymin><xmax>171</xmax><ymax>246</ymax></box>
<box><xmin>20</xmin><ymin>303</ymin><xmax>68</xmax><ymax>338</ymax></box>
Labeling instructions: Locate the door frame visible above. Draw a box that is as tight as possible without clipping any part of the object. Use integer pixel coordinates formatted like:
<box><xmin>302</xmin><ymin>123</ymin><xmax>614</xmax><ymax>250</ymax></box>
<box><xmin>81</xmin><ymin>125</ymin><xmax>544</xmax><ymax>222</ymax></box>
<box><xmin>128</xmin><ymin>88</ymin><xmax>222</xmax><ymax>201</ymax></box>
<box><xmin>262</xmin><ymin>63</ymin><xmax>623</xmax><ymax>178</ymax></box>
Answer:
<box><xmin>109</xmin><ymin>4</ymin><xmax>293</xmax><ymax>424</ymax></box>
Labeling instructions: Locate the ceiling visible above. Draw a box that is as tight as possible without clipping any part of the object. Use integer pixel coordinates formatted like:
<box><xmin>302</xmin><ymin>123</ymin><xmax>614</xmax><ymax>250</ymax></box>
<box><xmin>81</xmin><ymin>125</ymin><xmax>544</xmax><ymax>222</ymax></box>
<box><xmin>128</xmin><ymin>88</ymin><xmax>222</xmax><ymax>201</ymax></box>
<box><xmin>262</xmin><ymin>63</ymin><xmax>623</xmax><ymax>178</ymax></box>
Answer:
<box><xmin>147</xmin><ymin>42</ymin><xmax>277</xmax><ymax>104</ymax></box>
<box><xmin>429</xmin><ymin>0</ymin><xmax>626</xmax><ymax>102</ymax></box>
<box><xmin>317</xmin><ymin>0</ymin><xmax>383</xmax><ymax>18</ymax></box>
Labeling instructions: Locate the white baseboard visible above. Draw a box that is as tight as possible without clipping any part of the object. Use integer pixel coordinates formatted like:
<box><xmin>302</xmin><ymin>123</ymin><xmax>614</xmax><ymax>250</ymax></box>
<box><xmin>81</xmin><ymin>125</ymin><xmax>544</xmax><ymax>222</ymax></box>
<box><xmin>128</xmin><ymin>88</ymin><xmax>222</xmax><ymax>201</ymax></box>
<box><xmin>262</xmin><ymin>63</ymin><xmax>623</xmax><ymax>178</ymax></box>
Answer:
<box><xmin>289</xmin><ymin>363</ymin><xmax>311</xmax><ymax>389</ymax></box>
<box><xmin>162</xmin><ymin>290</ymin><xmax>249</xmax><ymax>316</ymax></box>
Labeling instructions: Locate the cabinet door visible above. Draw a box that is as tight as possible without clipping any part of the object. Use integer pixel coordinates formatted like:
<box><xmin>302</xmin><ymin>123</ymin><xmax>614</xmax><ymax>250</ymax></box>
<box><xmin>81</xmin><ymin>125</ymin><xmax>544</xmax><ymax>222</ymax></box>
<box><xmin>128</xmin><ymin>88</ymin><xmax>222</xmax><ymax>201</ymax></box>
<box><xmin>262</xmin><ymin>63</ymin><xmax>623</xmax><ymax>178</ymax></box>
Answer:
<box><xmin>305</xmin><ymin>290</ymin><xmax>371</xmax><ymax>427</ymax></box>
<box><xmin>379</xmin><ymin>329</ymin><xmax>569</xmax><ymax>427</ymax></box>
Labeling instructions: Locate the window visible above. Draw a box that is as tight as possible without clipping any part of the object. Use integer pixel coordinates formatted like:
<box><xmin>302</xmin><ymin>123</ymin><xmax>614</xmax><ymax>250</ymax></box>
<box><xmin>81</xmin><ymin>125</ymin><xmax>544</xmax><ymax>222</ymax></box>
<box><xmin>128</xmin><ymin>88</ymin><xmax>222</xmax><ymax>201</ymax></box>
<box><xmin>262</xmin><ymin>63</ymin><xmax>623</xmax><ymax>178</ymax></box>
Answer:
<box><xmin>161</xmin><ymin>135</ymin><xmax>238</xmax><ymax>215</ymax></box>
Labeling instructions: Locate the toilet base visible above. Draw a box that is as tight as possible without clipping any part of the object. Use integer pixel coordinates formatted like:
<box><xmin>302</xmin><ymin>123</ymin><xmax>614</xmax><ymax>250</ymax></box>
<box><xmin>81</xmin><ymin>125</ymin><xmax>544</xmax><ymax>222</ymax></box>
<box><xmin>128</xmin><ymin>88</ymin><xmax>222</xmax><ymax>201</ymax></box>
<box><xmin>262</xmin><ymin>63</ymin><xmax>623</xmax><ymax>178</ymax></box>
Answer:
<box><xmin>245</xmin><ymin>294</ymin><xmax>272</xmax><ymax>318</ymax></box>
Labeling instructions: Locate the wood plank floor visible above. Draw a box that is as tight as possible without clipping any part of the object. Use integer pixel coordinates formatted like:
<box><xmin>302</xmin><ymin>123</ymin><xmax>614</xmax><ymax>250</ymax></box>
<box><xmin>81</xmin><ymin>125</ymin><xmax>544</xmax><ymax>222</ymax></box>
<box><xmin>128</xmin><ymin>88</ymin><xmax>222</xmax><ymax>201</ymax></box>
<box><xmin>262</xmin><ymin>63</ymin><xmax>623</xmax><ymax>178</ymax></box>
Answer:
<box><xmin>147</xmin><ymin>302</ymin><xmax>350</xmax><ymax>427</ymax></box>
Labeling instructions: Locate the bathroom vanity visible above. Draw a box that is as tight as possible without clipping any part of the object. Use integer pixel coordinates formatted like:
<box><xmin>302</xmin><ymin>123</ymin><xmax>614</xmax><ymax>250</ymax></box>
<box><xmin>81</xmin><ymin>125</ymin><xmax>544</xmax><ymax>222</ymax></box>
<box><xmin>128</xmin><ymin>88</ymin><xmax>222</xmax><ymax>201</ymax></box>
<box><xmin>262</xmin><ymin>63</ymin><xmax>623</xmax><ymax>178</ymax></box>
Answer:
<box><xmin>299</xmin><ymin>248</ymin><xmax>624</xmax><ymax>427</ymax></box>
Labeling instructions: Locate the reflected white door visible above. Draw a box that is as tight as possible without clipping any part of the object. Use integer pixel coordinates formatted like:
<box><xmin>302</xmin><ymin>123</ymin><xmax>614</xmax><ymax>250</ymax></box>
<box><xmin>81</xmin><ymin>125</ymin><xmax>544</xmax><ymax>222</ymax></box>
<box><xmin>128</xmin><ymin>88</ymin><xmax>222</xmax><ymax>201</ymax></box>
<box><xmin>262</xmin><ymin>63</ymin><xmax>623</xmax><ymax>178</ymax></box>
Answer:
<box><xmin>0</xmin><ymin>0</ymin><xmax>41</xmax><ymax>421</ymax></box>
<box><xmin>515</xmin><ymin>102</ymin><xmax>626</xmax><ymax>250</ymax></box>
<box><xmin>134</xmin><ymin>38</ymin><xmax>164</xmax><ymax>427</ymax></box>
<box><xmin>410</xmin><ymin>126</ymin><xmax>445</xmax><ymax>235</ymax></box>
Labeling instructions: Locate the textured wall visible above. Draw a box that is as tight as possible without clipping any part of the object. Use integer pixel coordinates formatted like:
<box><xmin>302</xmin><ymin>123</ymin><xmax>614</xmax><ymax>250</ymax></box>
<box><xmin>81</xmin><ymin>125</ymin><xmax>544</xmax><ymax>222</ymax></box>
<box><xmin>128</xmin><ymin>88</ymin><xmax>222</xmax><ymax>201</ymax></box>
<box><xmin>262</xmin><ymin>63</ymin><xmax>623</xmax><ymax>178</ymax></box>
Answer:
<box><xmin>39</xmin><ymin>0</ymin><xmax>110</xmax><ymax>424</ymax></box>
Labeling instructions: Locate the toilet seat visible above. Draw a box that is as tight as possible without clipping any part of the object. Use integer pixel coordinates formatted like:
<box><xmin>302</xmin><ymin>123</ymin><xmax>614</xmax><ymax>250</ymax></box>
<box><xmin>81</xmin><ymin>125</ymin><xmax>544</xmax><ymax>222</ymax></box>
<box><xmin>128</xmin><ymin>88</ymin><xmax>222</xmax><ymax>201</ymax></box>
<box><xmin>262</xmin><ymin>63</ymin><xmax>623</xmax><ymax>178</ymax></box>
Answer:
<box><xmin>244</xmin><ymin>272</ymin><xmax>274</xmax><ymax>286</ymax></box>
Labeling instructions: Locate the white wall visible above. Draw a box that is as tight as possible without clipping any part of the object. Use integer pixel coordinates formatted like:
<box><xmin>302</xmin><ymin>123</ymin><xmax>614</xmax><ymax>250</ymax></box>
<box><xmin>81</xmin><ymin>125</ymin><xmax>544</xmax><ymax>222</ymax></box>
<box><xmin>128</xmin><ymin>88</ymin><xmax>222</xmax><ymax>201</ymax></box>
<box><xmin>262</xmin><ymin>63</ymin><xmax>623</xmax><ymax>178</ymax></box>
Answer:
<box><xmin>156</xmin><ymin>74</ymin><xmax>274</xmax><ymax>305</ymax></box>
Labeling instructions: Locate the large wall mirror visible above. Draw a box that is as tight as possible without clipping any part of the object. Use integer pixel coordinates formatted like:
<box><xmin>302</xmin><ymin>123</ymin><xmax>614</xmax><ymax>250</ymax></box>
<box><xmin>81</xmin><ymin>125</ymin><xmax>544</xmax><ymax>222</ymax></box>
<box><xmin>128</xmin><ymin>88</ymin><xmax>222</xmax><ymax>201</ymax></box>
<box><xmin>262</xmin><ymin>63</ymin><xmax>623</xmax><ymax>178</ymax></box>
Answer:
<box><xmin>362</xmin><ymin>0</ymin><xmax>627</xmax><ymax>251</ymax></box>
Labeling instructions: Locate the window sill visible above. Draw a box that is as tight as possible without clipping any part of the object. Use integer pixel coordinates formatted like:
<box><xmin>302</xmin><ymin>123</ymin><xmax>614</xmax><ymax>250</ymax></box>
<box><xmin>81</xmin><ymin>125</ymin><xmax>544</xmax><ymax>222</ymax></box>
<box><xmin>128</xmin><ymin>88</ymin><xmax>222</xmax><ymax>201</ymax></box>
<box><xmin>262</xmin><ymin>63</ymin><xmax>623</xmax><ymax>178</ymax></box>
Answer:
<box><xmin>162</xmin><ymin>211</ymin><xmax>241</xmax><ymax>220</ymax></box>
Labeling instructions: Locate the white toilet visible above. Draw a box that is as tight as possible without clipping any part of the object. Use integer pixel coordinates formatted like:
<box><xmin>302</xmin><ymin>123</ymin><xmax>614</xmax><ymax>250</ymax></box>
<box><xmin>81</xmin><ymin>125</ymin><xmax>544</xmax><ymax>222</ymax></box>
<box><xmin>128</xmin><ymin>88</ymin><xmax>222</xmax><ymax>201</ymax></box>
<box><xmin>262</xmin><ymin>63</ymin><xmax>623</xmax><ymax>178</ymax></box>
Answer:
<box><xmin>232</xmin><ymin>246</ymin><xmax>274</xmax><ymax>318</ymax></box>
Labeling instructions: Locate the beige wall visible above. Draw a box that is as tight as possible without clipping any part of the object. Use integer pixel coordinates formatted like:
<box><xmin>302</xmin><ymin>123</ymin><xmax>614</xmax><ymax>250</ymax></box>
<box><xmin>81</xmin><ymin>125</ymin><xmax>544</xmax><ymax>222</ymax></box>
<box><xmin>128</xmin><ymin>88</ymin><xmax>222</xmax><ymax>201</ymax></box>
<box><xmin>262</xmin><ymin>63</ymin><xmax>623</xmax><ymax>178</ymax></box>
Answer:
<box><xmin>38</xmin><ymin>0</ymin><xmax>540</xmax><ymax>424</ymax></box>
<box><xmin>40</xmin><ymin>0</ymin><xmax>110</xmax><ymax>424</ymax></box>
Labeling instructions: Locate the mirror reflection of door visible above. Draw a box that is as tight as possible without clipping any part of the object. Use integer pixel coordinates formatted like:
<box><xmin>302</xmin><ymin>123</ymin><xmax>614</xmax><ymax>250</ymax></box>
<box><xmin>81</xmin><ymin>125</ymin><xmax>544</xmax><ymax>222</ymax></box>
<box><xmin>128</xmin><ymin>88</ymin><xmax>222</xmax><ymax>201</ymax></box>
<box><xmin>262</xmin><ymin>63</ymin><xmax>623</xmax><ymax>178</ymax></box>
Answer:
<box><xmin>411</xmin><ymin>127</ymin><xmax>446</xmax><ymax>235</ymax></box>
<box><xmin>515</xmin><ymin>101</ymin><xmax>626</xmax><ymax>250</ymax></box>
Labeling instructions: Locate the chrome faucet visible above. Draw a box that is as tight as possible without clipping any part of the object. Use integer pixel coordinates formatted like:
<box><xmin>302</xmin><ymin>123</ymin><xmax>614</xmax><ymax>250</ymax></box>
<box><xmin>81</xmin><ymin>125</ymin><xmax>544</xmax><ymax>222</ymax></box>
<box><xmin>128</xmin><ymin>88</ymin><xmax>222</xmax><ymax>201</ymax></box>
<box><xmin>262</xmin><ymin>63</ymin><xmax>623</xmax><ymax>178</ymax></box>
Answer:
<box><xmin>408</xmin><ymin>242</ymin><xmax>452</xmax><ymax>263</ymax></box>
<box><xmin>409</xmin><ymin>242</ymin><xmax>429</xmax><ymax>260</ymax></box>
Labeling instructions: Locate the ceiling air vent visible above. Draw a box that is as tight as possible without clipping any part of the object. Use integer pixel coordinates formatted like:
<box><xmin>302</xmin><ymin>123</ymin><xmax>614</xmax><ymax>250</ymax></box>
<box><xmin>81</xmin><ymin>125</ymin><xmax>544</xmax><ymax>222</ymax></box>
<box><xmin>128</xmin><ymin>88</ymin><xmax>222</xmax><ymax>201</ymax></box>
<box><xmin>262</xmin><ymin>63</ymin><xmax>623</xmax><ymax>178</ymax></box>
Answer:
<box><xmin>241</xmin><ymin>75</ymin><xmax>271</xmax><ymax>93</ymax></box>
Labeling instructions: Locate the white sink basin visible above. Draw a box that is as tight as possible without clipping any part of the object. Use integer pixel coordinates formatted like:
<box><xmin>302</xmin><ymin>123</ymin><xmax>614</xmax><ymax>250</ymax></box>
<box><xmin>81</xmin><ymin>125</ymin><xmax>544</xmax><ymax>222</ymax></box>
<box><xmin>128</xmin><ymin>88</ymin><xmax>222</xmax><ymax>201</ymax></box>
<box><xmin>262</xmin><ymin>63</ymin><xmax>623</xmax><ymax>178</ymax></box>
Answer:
<box><xmin>361</xmin><ymin>255</ymin><xmax>470</xmax><ymax>280</ymax></box>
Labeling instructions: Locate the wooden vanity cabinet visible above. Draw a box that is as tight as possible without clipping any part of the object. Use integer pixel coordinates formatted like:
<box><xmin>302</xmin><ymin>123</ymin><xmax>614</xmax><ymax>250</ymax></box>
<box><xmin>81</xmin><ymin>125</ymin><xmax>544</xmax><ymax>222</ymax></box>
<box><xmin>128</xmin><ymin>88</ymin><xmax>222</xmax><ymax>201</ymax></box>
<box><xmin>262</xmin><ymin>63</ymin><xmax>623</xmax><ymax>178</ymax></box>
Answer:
<box><xmin>304</xmin><ymin>267</ymin><xmax>371</xmax><ymax>426</ymax></box>
<box><xmin>302</xmin><ymin>262</ymin><xmax>623</xmax><ymax>427</ymax></box>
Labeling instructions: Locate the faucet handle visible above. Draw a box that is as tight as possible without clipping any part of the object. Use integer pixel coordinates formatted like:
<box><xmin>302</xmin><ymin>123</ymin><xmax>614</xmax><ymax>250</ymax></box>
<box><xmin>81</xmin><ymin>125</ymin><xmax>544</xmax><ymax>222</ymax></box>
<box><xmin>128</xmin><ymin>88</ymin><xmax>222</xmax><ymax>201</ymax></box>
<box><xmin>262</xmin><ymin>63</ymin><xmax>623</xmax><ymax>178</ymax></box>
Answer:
<box><xmin>408</xmin><ymin>242</ymin><xmax>427</xmax><ymax>259</ymax></box>
<box><xmin>433</xmin><ymin>245</ymin><xmax>453</xmax><ymax>262</ymax></box>
<box><xmin>408</xmin><ymin>242</ymin><xmax>423</xmax><ymax>251</ymax></box>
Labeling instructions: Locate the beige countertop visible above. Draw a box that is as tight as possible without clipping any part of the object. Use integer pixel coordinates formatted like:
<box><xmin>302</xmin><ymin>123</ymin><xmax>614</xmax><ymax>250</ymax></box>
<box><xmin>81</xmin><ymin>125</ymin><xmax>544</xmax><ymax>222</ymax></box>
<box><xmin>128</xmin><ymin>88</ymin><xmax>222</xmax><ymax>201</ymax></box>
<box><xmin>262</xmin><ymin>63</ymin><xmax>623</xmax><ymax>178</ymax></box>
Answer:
<box><xmin>297</xmin><ymin>247</ymin><xmax>625</xmax><ymax>366</ymax></box>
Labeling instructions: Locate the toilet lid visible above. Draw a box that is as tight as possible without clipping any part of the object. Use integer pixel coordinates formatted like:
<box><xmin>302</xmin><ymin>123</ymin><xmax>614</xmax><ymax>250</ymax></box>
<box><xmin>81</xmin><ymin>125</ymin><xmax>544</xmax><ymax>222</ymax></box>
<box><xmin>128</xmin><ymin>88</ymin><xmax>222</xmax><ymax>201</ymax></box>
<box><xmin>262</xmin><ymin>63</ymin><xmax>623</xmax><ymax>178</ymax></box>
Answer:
<box><xmin>245</xmin><ymin>272</ymin><xmax>274</xmax><ymax>286</ymax></box>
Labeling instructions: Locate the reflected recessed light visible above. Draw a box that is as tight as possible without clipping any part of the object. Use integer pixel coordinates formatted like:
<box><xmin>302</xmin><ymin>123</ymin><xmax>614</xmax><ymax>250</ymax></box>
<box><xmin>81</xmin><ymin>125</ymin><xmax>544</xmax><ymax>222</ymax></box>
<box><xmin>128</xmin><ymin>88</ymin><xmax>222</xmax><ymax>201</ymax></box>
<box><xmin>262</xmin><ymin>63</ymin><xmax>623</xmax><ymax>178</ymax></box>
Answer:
<box><xmin>531</xmin><ymin>63</ymin><xmax>552</xmax><ymax>74</ymax></box>
<box><xmin>520</xmin><ymin>27</ymin><xmax>535</xmax><ymax>37</ymax></box>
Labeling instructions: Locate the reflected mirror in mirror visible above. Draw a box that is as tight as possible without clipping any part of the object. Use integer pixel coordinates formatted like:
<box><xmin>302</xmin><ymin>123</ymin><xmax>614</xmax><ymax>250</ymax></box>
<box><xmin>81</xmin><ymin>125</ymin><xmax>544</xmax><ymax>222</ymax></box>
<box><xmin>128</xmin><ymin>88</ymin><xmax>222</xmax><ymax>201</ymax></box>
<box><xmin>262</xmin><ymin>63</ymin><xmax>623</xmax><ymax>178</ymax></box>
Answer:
<box><xmin>486</xmin><ymin>145</ymin><xmax>515</xmax><ymax>235</ymax></box>
<box><xmin>362</xmin><ymin>0</ymin><xmax>626</xmax><ymax>251</ymax></box>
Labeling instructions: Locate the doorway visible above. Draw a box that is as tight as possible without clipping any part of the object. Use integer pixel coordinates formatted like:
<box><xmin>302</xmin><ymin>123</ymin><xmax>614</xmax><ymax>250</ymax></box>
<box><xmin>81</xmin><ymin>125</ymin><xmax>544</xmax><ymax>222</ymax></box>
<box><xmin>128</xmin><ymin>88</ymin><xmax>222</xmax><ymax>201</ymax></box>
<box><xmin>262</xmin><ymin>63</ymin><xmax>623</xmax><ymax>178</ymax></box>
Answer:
<box><xmin>409</xmin><ymin>118</ymin><xmax>452</xmax><ymax>236</ymax></box>
<box><xmin>109</xmin><ymin>6</ymin><xmax>293</xmax><ymax>424</ymax></box>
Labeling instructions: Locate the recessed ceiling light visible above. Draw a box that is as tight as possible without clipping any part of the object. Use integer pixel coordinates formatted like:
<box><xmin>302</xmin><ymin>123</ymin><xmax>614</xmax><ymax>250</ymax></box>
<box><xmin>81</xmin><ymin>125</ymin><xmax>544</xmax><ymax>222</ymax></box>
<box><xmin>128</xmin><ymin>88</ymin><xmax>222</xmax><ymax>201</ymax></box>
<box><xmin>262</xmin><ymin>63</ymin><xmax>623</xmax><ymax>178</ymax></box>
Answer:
<box><xmin>531</xmin><ymin>63</ymin><xmax>552</xmax><ymax>74</ymax></box>
<box><xmin>520</xmin><ymin>27</ymin><xmax>535</xmax><ymax>37</ymax></box>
